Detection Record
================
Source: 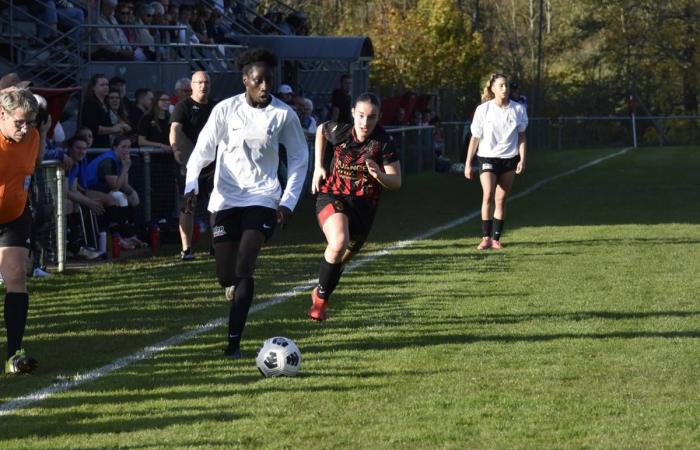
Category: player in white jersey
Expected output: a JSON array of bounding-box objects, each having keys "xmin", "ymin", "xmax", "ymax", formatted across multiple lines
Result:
[
  {"xmin": 464, "ymin": 73, "xmax": 528, "ymax": 250},
  {"xmin": 183, "ymin": 48, "xmax": 308, "ymax": 358}
]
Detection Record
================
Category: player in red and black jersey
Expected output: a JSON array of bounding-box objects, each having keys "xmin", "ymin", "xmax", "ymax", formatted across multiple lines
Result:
[{"xmin": 308, "ymin": 93, "xmax": 402, "ymax": 321}]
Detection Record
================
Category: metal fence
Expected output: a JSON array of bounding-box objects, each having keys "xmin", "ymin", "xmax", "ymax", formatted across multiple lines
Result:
[{"xmin": 34, "ymin": 160, "xmax": 66, "ymax": 272}]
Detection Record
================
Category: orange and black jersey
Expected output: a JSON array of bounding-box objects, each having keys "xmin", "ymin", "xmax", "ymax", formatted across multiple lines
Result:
[{"xmin": 319, "ymin": 121, "xmax": 399, "ymax": 202}]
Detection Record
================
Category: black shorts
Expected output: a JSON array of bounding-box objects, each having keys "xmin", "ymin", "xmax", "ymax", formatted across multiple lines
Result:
[
  {"xmin": 176, "ymin": 163, "xmax": 215, "ymax": 201},
  {"xmin": 316, "ymin": 193, "xmax": 377, "ymax": 253},
  {"xmin": 478, "ymin": 155, "xmax": 520, "ymax": 176},
  {"xmin": 212, "ymin": 206, "xmax": 277, "ymax": 243},
  {"xmin": 0, "ymin": 205, "xmax": 32, "ymax": 249}
]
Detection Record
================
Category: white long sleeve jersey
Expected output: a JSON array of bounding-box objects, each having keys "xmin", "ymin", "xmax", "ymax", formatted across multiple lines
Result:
[{"xmin": 185, "ymin": 94, "xmax": 309, "ymax": 213}]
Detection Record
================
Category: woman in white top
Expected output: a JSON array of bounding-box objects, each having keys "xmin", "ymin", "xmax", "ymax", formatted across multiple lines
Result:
[
  {"xmin": 183, "ymin": 48, "xmax": 308, "ymax": 358},
  {"xmin": 464, "ymin": 73, "xmax": 528, "ymax": 250}
]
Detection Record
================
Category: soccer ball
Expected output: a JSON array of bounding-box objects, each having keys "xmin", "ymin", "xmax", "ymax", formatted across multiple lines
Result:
[{"xmin": 255, "ymin": 337, "xmax": 302, "ymax": 377}]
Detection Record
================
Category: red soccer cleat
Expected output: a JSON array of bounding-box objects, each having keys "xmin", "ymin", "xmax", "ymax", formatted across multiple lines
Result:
[
  {"xmin": 491, "ymin": 239, "xmax": 503, "ymax": 249},
  {"xmin": 308, "ymin": 287, "xmax": 328, "ymax": 322}
]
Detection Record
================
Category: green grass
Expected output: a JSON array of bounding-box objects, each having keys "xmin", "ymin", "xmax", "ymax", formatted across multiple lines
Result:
[{"xmin": 1, "ymin": 146, "xmax": 699, "ymax": 449}]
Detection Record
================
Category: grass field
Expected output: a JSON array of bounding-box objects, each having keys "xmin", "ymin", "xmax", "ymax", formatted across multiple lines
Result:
[{"xmin": 1, "ymin": 146, "xmax": 699, "ymax": 449}]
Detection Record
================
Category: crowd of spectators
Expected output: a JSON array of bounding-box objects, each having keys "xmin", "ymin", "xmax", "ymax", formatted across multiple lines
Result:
[{"xmin": 11, "ymin": 0, "xmax": 311, "ymax": 61}]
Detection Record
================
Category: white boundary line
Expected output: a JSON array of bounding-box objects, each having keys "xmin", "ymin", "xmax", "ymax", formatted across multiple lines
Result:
[{"xmin": 0, "ymin": 147, "xmax": 632, "ymax": 416}]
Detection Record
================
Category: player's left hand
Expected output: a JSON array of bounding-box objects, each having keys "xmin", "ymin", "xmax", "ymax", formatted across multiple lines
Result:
[
  {"xmin": 277, "ymin": 206, "xmax": 292, "ymax": 229},
  {"xmin": 516, "ymin": 160, "xmax": 526, "ymax": 175},
  {"xmin": 366, "ymin": 159, "xmax": 382, "ymax": 180}
]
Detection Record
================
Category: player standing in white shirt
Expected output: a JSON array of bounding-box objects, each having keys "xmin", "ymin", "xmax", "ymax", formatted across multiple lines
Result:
[
  {"xmin": 183, "ymin": 49, "xmax": 309, "ymax": 358},
  {"xmin": 464, "ymin": 73, "xmax": 528, "ymax": 250}
]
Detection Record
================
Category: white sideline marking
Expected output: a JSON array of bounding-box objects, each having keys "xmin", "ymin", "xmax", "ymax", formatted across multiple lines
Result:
[{"xmin": 0, "ymin": 147, "xmax": 632, "ymax": 416}]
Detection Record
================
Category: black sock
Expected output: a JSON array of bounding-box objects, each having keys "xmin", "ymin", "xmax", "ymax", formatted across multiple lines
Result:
[
  {"xmin": 493, "ymin": 219, "xmax": 505, "ymax": 241},
  {"xmin": 4, "ymin": 292, "xmax": 29, "ymax": 359},
  {"xmin": 482, "ymin": 219, "xmax": 493, "ymax": 238},
  {"xmin": 228, "ymin": 277, "xmax": 254, "ymax": 349},
  {"xmin": 317, "ymin": 258, "xmax": 343, "ymax": 300}
]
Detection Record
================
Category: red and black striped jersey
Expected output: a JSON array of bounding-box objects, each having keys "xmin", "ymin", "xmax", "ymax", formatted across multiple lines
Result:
[{"xmin": 319, "ymin": 121, "xmax": 399, "ymax": 201}]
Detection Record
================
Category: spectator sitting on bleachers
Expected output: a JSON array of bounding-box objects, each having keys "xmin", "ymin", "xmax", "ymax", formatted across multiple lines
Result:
[
  {"xmin": 91, "ymin": 0, "xmax": 134, "ymax": 61},
  {"xmin": 76, "ymin": 126, "xmax": 94, "ymax": 148},
  {"xmin": 26, "ymin": 0, "xmax": 85, "ymax": 44},
  {"xmin": 169, "ymin": 77, "xmax": 191, "ymax": 112},
  {"xmin": 83, "ymin": 133, "xmax": 147, "ymax": 250},
  {"xmin": 277, "ymin": 84, "xmax": 293, "ymax": 105},
  {"xmin": 63, "ymin": 135, "xmax": 102, "ymax": 260},
  {"xmin": 80, "ymin": 74, "xmax": 127, "ymax": 148},
  {"xmin": 176, "ymin": 5, "xmax": 199, "ymax": 44},
  {"xmin": 294, "ymin": 96, "xmax": 316, "ymax": 134},
  {"xmin": 410, "ymin": 110, "xmax": 422, "ymax": 126},
  {"xmin": 106, "ymin": 88, "xmax": 134, "ymax": 144},
  {"xmin": 109, "ymin": 76, "xmax": 133, "ymax": 112},
  {"xmin": 390, "ymin": 107, "xmax": 406, "ymax": 126},
  {"xmin": 128, "ymin": 88, "xmax": 153, "ymax": 130},
  {"xmin": 192, "ymin": 4, "xmax": 215, "ymax": 44},
  {"xmin": 131, "ymin": 2, "xmax": 158, "ymax": 60},
  {"xmin": 208, "ymin": 6, "xmax": 237, "ymax": 44},
  {"xmin": 421, "ymin": 109, "xmax": 433, "ymax": 126},
  {"xmin": 137, "ymin": 91, "xmax": 171, "ymax": 152}
]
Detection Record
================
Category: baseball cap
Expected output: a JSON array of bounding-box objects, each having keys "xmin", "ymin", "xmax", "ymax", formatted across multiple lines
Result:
[{"xmin": 278, "ymin": 84, "xmax": 293, "ymax": 95}]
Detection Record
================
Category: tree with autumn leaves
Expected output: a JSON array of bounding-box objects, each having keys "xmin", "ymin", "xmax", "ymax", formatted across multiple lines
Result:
[{"xmin": 283, "ymin": 0, "xmax": 698, "ymax": 118}]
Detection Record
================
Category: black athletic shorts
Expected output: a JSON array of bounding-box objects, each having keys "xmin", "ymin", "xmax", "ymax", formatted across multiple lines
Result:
[
  {"xmin": 0, "ymin": 205, "xmax": 32, "ymax": 249},
  {"xmin": 212, "ymin": 206, "xmax": 277, "ymax": 243},
  {"xmin": 316, "ymin": 193, "xmax": 377, "ymax": 253},
  {"xmin": 478, "ymin": 155, "xmax": 520, "ymax": 176},
  {"xmin": 176, "ymin": 163, "xmax": 215, "ymax": 201}
]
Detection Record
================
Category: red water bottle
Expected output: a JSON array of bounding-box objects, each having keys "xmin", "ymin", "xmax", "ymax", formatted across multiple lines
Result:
[
  {"xmin": 192, "ymin": 220, "xmax": 201, "ymax": 244},
  {"xmin": 149, "ymin": 224, "xmax": 160, "ymax": 250},
  {"xmin": 111, "ymin": 233, "xmax": 121, "ymax": 258}
]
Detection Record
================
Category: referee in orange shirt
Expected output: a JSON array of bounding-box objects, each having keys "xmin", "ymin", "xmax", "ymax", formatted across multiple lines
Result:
[{"xmin": 0, "ymin": 88, "xmax": 49, "ymax": 374}]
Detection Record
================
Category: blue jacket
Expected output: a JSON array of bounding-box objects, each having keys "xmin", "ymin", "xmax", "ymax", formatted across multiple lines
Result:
[{"xmin": 84, "ymin": 150, "xmax": 121, "ymax": 192}]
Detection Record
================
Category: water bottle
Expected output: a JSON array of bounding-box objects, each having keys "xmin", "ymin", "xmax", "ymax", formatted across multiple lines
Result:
[
  {"xmin": 98, "ymin": 231, "xmax": 107, "ymax": 254},
  {"xmin": 111, "ymin": 233, "xmax": 121, "ymax": 259},
  {"xmin": 149, "ymin": 223, "xmax": 160, "ymax": 250},
  {"xmin": 192, "ymin": 220, "xmax": 201, "ymax": 244}
]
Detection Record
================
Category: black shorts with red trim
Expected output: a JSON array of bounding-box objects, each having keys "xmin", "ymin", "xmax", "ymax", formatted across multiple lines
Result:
[
  {"xmin": 478, "ymin": 155, "xmax": 520, "ymax": 176},
  {"xmin": 315, "ymin": 193, "xmax": 377, "ymax": 253},
  {"xmin": 212, "ymin": 206, "xmax": 277, "ymax": 243},
  {"xmin": 0, "ymin": 205, "xmax": 32, "ymax": 249}
]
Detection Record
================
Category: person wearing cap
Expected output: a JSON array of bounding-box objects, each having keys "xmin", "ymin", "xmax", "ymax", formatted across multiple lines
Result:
[
  {"xmin": 0, "ymin": 88, "xmax": 50, "ymax": 374},
  {"xmin": 509, "ymin": 81, "xmax": 528, "ymax": 107},
  {"xmin": 277, "ymin": 84, "xmax": 293, "ymax": 104}
]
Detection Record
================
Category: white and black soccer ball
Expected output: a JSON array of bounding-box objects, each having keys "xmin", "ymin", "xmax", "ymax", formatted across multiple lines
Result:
[{"xmin": 256, "ymin": 337, "xmax": 302, "ymax": 377}]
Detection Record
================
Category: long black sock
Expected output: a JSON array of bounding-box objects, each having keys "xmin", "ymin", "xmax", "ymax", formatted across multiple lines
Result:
[
  {"xmin": 482, "ymin": 219, "xmax": 493, "ymax": 238},
  {"xmin": 493, "ymin": 219, "xmax": 505, "ymax": 241},
  {"xmin": 67, "ymin": 212, "xmax": 82, "ymax": 254},
  {"xmin": 228, "ymin": 277, "xmax": 254, "ymax": 349},
  {"xmin": 4, "ymin": 293, "xmax": 29, "ymax": 359},
  {"xmin": 317, "ymin": 258, "xmax": 343, "ymax": 300}
]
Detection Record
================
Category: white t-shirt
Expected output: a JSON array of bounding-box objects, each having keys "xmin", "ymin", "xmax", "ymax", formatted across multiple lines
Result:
[
  {"xmin": 470, "ymin": 99, "xmax": 528, "ymax": 158},
  {"xmin": 185, "ymin": 94, "xmax": 309, "ymax": 213}
]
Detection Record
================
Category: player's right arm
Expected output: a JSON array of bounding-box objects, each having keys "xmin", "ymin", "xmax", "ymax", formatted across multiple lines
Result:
[
  {"xmin": 311, "ymin": 123, "xmax": 328, "ymax": 194},
  {"xmin": 464, "ymin": 136, "xmax": 480, "ymax": 180}
]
